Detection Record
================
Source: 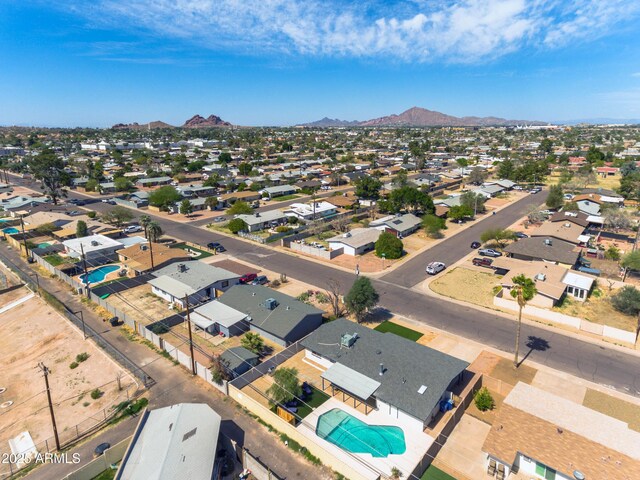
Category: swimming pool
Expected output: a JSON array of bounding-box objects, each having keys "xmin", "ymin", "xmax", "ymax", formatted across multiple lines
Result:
[
  {"xmin": 2, "ymin": 227, "xmax": 19, "ymax": 234},
  {"xmin": 316, "ymin": 408, "xmax": 406, "ymax": 457},
  {"xmin": 80, "ymin": 265, "xmax": 120, "ymax": 284}
]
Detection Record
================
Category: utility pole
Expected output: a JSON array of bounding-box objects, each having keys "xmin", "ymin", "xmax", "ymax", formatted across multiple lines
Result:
[
  {"xmin": 183, "ymin": 295, "xmax": 197, "ymax": 375},
  {"xmin": 19, "ymin": 216, "xmax": 30, "ymax": 260},
  {"xmin": 38, "ymin": 363, "xmax": 60, "ymax": 451},
  {"xmin": 79, "ymin": 243, "xmax": 90, "ymax": 298}
]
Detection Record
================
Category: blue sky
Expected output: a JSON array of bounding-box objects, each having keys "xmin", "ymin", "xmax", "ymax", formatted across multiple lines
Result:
[{"xmin": 2, "ymin": 0, "xmax": 640, "ymax": 127}]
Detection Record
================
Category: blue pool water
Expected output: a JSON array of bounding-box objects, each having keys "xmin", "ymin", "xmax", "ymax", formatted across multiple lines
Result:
[
  {"xmin": 316, "ymin": 408, "xmax": 406, "ymax": 457},
  {"xmin": 2, "ymin": 227, "xmax": 19, "ymax": 234},
  {"xmin": 80, "ymin": 265, "xmax": 119, "ymax": 284}
]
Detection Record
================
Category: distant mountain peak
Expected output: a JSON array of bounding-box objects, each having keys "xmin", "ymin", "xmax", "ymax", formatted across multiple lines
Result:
[{"xmin": 183, "ymin": 114, "xmax": 232, "ymax": 128}]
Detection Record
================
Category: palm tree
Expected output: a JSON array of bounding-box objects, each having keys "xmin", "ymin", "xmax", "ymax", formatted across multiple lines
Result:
[
  {"xmin": 139, "ymin": 214, "xmax": 151, "ymax": 239},
  {"xmin": 510, "ymin": 274, "xmax": 537, "ymax": 368},
  {"xmin": 147, "ymin": 221, "xmax": 163, "ymax": 243}
]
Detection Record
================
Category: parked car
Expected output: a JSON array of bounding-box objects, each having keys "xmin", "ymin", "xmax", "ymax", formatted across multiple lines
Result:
[
  {"xmin": 68, "ymin": 198, "xmax": 81, "ymax": 205},
  {"xmin": 470, "ymin": 241, "xmax": 481, "ymax": 249},
  {"xmin": 426, "ymin": 262, "xmax": 446, "ymax": 275},
  {"xmin": 94, "ymin": 442, "xmax": 111, "ymax": 457},
  {"xmin": 564, "ymin": 193, "xmax": 574, "ymax": 200},
  {"xmin": 123, "ymin": 225, "xmax": 143, "ymax": 234},
  {"xmin": 251, "ymin": 275, "xmax": 268, "ymax": 285},
  {"xmin": 240, "ymin": 273, "xmax": 258, "ymax": 284},
  {"xmin": 472, "ymin": 257, "xmax": 493, "ymax": 268},
  {"xmin": 530, "ymin": 187, "xmax": 542, "ymax": 194},
  {"xmin": 67, "ymin": 210, "xmax": 81, "ymax": 216},
  {"xmin": 478, "ymin": 248, "xmax": 502, "ymax": 257},
  {"xmin": 206, "ymin": 242, "xmax": 226, "ymax": 252},
  {"xmin": 540, "ymin": 209, "xmax": 553, "ymax": 216},
  {"xmin": 213, "ymin": 216, "xmax": 226, "ymax": 223},
  {"xmin": 515, "ymin": 232, "xmax": 529, "ymax": 238},
  {"xmin": 108, "ymin": 316, "xmax": 120, "ymax": 326}
]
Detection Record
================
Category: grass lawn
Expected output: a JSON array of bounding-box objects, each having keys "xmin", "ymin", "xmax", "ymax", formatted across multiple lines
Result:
[
  {"xmin": 91, "ymin": 468, "xmax": 117, "ymax": 480},
  {"xmin": 271, "ymin": 386, "xmax": 331, "ymax": 420},
  {"xmin": 374, "ymin": 321, "xmax": 423, "ymax": 342},
  {"xmin": 273, "ymin": 194, "xmax": 301, "ymax": 201},
  {"xmin": 554, "ymin": 292, "xmax": 638, "ymax": 332},
  {"xmin": 421, "ymin": 465, "xmax": 457, "ymax": 480},
  {"xmin": 583, "ymin": 388, "xmax": 640, "ymax": 431},
  {"xmin": 44, "ymin": 253, "xmax": 66, "ymax": 266},
  {"xmin": 490, "ymin": 357, "xmax": 537, "ymax": 386},
  {"xmin": 172, "ymin": 243, "xmax": 213, "ymax": 259},
  {"xmin": 430, "ymin": 268, "xmax": 499, "ymax": 309}
]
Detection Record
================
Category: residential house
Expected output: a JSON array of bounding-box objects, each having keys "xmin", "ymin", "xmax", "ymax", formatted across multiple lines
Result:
[
  {"xmin": 504, "ymin": 237, "xmax": 580, "ymax": 268},
  {"xmin": 485, "ymin": 179, "xmax": 516, "ymax": 190},
  {"xmin": 475, "ymin": 184, "xmax": 504, "ymax": 197},
  {"xmin": 529, "ymin": 221, "xmax": 588, "ymax": 246},
  {"xmin": 220, "ymin": 346, "xmax": 260, "ymax": 378},
  {"xmin": 261, "ymin": 185, "xmax": 298, "ymax": 199},
  {"xmin": 548, "ymin": 211, "xmax": 590, "ymax": 228},
  {"xmin": 116, "ymin": 403, "xmax": 222, "ymax": 480},
  {"xmin": 573, "ymin": 193, "xmax": 624, "ymax": 215},
  {"xmin": 136, "ymin": 176, "xmax": 173, "ymax": 188},
  {"xmin": 148, "ymin": 261, "xmax": 241, "ymax": 308},
  {"xmin": 328, "ymin": 192, "xmax": 358, "ymax": 209},
  {"xmin": 235, "ymin": 210, "xmax": 288, "ymax": 232},
  {"xmin": 0, "ymin": 195, "xmax": 50, "ymax": 213},
  {"xmin": 482, "ymin": 382, "xmax": 640, "ymax": 480},
  {"xmin": 327, "ymin": 228, "xmax": 382, "ymax": 256},
  {"xmin": 302, "ymin": 318, "xmax": 469, "ymax": 427},
  {"xmin": 98, "ymin": 182, "xmax": 116, "ymax": 194},
  {"xmin": 218, "ymin": 190, "xmax": 262, "ymax": 208},
  {"xmin": 596, "ymin": 166, "xmax": 619, "ymax": 177},
  {"xmin": 193, "ymin": 285, "xmax": 323, "ymax": 346},
  {"xmin": 493, "ymin": 258, "xmax": 595, "ymax": 307},
  {"xmin": 62, "ymin": 234, "xmax": 124, "ymax": 265},
  {"xmin": 284, "ymin": 201, "xmax": 338, "ymax": 221},
  {"xmin": 117, "ymin": 242, "xmax": 190, "ymax": 276},
  {"xmin": 370, "ymin": 213, "xmax": 422, "ymax": 237}
]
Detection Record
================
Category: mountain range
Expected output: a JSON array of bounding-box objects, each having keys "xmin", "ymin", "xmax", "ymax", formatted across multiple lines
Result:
[
  {"xmin": 299, "ymin": 106, "xmax": 546, "ymax": 127},
  {"xmin": 111, "ymin": 114, "xmax": 232, "ymax": 129}
]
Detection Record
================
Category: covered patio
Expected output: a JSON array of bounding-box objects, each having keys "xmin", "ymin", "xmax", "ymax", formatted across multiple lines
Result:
[{"xmin": 320, "ymin": 363, "xmax": 379, "ymax": 415}]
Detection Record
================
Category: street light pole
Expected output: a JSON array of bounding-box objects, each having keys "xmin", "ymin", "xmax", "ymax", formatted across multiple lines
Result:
[{"xmin": 38, "ymin": 362, "xmax": 60, "ymax": 451}]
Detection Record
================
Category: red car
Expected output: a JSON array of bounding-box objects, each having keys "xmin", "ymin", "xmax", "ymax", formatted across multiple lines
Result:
[{"xmin": 240, "ymin": 273, "xmax": 258, "ymax": 284}]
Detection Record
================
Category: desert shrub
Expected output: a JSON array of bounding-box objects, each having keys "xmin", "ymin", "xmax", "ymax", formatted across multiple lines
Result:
[
  {"xmin": 76, "ymin": 352, "xmax": 89, "ymax": 363},
  {"xmin": 69, "ymin": 362, "xmax": 79, "ymax": 369},
  {"xmin": 149, "ymin": 323, "xmax": 170, "ymax": 335},
  {"xmin": 611, "ymin": 285, "xmax": 640, "ymax": 316},
  {"xmin": 90, "ymin": 389, "xmax": 103, "ymax": 400},
  {"xmin": 474, "ymin": 387, "xmax": 495, "ymax": 412}
]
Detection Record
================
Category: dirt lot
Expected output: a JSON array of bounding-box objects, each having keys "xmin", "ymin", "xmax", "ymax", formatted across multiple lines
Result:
[
  {"xmin": 554, "ymin": 290, "xmax": 638, "ymax": 332},
  {"xmin": 0, "ymin": 291, "xmax": 136, "ymax": 456},
  {"xmin": 583, "ymin": 388, "xmax": 640, "ymax": 431},
  {"xmin": 430, "ymin": 267, "xmax": 499, "ymax": 308},
  {"xmin": 107, "ymin": 284, "xmax": 173, "ymax": 325}
]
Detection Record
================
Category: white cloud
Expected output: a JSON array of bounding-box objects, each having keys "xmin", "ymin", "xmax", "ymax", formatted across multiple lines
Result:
[{"xmin": 67, "ymin": 0, "xmax": 640, "ymax": 62}]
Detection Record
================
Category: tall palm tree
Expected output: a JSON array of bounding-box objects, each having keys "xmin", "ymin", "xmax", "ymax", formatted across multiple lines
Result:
[
  {"xmin": 510, "ymin": 274, "xmax": 537, "ymax": 368},
  {"xmin": 147, "ymin": 221, "xmax": 163, "ymax": 243},
  {"xmin": 139, "ymin": 214, "xmax": 151, "ymax": 239}
]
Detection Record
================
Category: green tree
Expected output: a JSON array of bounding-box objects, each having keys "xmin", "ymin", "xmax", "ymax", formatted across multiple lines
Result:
[
  {"xmin": 456, "ymin": 158, "xmax": 469, "ymax": 171},
  {"xmin": 354, "ymin": 176, "xmax": 383, "ymax": 199},
  {"xmin": 139, "ymin": 214, "xmax": 152, "ymax": 239},
  {"xmin": 422, "ymin": 214, "xmax": 446, "ymax": 238},
  {"xmin": 611, "ymin": 286, "xmax": 640, "ymax": 316},
  {"xmin": 226, "ymin": 200, "xmax": 253, "ymax": 216},
  {"xmin": 210, "ymin": 357, "xmax": 231, "ymax": 385},
  {"xmin": 103, "ymin": 206, "xmax": 134, "ymax": 227},
  {"xmin": 179, "ymin": 199, "xmax": 193, "ymax": 216},
  {"xmin": 480, "ymin": 228, "xmax": 516, "ymax": 248},
  {"xmin": 345, "ymin": 276, "xmax": 379, "ymax": 322},
  {"xmin": 75, "ymin": 220, "xmax": 88, "ymax": 238},
  {"xmin": 218, "ymin": 152, "xmax": 232, "ymax": 164},
  {"xmin": 228, "ymin": 218, "xmax": 248, "ymax": 234},
  {"xmin": 460, "ymin": 191, "xmax": 486, "ymax": 215},
  {"xmin": 510, "ymin": 275, "xmax": 537, "ymax": 367},
  {"xmin": 474, "ymin": 387, "xmax": 495, "ymax": 411},
  {"xmin": 266, "ymin": 367, "xmax": 301, "ymax": 405},
  {"xmin": 30, "ymin": 148, "xmax": 71, "ymax": 205},
  {"xmin": 389, "ymin": 186, "xmax": 434, "ymax": 214},
  {"xmin": 238, "ymin": 162, "xmax": 253, "ymax": 176},
  {"xmin": 447, "ymin": 205, "xmax": 474, "ymax": 222},
  {"xmin": 546, "ymin": 184, "xmax": 564, "ymax": 210},
  {"xmin": 497, "ymin": 159, "xmax": 514, "ymax": 179},
  {"xmin": 148, "ymin": 186, "xmax": 181, "ymax": 211},
  {"xmin": 540, "ymin": 138, "xmax": 553, "ymax": 154},
  {"xmin": 468, "ymin": 167, "xmax": 487, "ymax": 185},
  {"xmin": 240, "ymin": 332, "xmax": 265, "ymax": 355},
  {"xmin": 114, "ymin": 177, "xmax": 133, "ymax": 192},
  {"xmin": 84, "ymin": 178, "xmax": 98, "ymax": 192},
  {"xmin": 147, "ymin": 221, "xmax": 163, "ymax": 242},
  {"xmin": 375, "ymin": 232, "xmax": 403, "ymax": 259},
  {"xmin": 205, "ymin": 196, "xmax": 219, "ymax": 210}
]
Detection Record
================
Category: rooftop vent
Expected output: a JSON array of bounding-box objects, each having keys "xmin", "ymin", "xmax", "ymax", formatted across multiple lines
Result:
[
  {"xmin": 418, "ymin": 385, "xmax": 428, "ymax": 395},
  {"xmin": 544, "ymin": 238, "xmax": 553, "ymax": 246},
  {"xmin": 140, "ymin": 244, "xmax": 148, "ymax": 251},
  {"xmin": 343, "ymin": 232, "xmax": 352, "ymax": 238},
  {"xmin": 177, "ymin": 263, "xmax": 187, "ymax": 272},
  {"xmin": 340, "ymin": 332, "xmax": 358, "ymax": 348},
  {"xmin": 535, "ymin": 273, "xmax": 546, "ymax": 282},
  {"xmin": 564, "ymin": 222, "xmax": 571, "ymax": 228},
  {"xmin": 90, "ymin": 240, "xmax": 99, "ymax": 246},
  {"xmin": 264, "ymin": 298, "xmax": 278, "ymax": 310}
]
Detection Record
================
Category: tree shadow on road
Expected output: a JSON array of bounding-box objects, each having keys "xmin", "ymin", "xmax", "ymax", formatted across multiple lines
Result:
[{"xmin": 518, "ymin": 335, "xmax": 550, "ymax": 368}]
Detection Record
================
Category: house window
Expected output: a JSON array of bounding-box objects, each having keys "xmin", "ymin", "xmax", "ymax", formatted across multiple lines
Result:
[
  {"xmin": 567, "ymin": 286, "xmax": 574, "ymax": 295},
  {"xmin": 535, "ymin": 462, "xmax": 556, "ymax": 480},
  {"xmin": 221, "ymin": 280, "xmax": 229, "ymax": 288}
]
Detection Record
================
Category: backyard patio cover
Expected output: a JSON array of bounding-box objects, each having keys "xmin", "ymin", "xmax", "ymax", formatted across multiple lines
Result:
[{"xmin": 321, "ymin": 362, "xmax": 381, "ymax": 400}]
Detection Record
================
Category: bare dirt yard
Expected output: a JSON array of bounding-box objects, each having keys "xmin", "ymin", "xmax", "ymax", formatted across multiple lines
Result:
[
  {"xmin": 429, "ymin": 267, "xmax": 499, "ymax": 308},
  {"xmin": 0, "ymin": 292, "xmax": 137, "ymax": 460}
]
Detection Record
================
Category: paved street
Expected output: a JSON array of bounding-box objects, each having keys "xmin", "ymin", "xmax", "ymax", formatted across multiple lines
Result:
[{"xmin": 9, "ymin": 175, "xmax": 640, "ymax": 398}]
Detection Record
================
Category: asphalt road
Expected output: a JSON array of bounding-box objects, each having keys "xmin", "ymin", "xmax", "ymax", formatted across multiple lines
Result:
[{"xmin": 9, "ymin": 174, "xmax": 640, "ymax": 397}]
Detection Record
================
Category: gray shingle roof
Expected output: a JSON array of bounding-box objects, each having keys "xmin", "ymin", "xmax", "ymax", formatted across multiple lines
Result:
[
  {"xmin": 220, "ymin": 346, "xmax": 259, "ymax": 371},
  {"xmin": 236, "ymin": 210, "xmax": 287, "ymax": 226},
  {"xmin": 148, "ymin": 261, "xmax": 240, "ymax": 296},
  {"xmin": 217, "ymin": 285, "xmax": 323, "ymax": 340},
  {"xmin": 504, "ymin": 237, "xmax": 580, "ymax": 265},
  {"xmin": 301, "ymin": 318, "xmax": 468, "ymax": 422}
]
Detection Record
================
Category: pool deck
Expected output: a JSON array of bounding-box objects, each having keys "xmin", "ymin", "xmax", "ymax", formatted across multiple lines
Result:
[{"xmin": 302, "ymin": 397, "xmax": 434, "ymax": 480}]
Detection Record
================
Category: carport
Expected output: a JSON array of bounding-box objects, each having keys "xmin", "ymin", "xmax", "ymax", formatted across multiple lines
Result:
[{"xmin": 321, "ymin": 363, "xmax": 380, "ymax": 414}]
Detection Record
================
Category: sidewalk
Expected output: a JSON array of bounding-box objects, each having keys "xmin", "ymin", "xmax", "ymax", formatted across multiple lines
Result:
[{"xmin": 0, "ymin": 246, "xmax": 325, "ymax": 480}]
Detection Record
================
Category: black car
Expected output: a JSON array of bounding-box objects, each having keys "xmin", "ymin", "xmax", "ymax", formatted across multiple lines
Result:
[
  {"xmin": 515, "ymin": 232, "xmax": 529, "ymax": 238},
  {"xmin": 207, "ymin": 242, "xmax": 226, "ymax": 252},
  {"xmin": 109, "ymin": 316, "xmax": 120, "ymax": 327},
  {"xmin": 470, "ymin": 241, "xmax": 481, "ymax": 249},
  {"xmin": 94, "ymin": 442, "xmax": 111, "ymax": 457}
]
